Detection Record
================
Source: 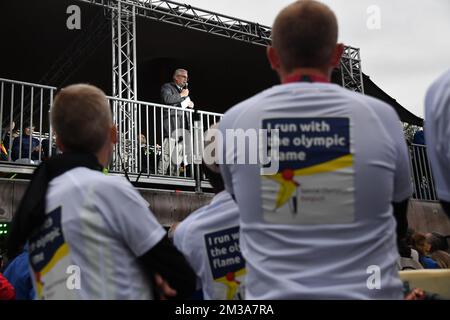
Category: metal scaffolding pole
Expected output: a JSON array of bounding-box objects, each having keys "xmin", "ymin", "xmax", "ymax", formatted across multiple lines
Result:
[{"xmin": 110, "ymin": 0, "xmax": 138, "ymax": 172}]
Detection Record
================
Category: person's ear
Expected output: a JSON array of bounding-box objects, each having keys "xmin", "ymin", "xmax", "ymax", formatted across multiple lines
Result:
[
  {"xmin": 331, "ymin": 43, "xmax": 344, "ymax": 68},
  {"xmin": 111, "ymin": 125, "xmax": 118, "ymax": 145},
  {"xmin": 267, "ymin": 46, "xmax": 281, "ymax": 72}
]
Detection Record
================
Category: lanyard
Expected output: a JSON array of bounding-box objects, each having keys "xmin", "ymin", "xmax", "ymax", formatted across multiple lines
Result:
[{"xmin": 283, "ymin": 73, "xmax": 329, "ymax": 84}]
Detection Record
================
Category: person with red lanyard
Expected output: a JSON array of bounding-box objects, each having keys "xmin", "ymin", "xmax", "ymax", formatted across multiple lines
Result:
[{"xmin": 219, "ymin": 0, "xmax": 412, "ymax": 299}]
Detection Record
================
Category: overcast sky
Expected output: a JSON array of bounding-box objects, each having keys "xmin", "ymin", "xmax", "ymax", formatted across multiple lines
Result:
[{"xmin": 182, "ymin": 0, "xmax": 450, "ymax": 118}]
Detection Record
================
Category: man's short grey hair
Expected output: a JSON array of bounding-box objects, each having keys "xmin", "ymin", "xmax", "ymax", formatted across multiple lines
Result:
[
  {"xmin": 51, "ymin": 84, "xmax": 112, "ymax": 154},
  {"xmin": 173, "ymin": 69, "xmax": 188, "ymax": 77}
]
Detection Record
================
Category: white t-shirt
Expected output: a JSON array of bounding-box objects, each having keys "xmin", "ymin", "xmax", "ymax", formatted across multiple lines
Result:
[
  {"xmin": 424, "ymin": 69, "xmax": 450, "ymax": 201},
  {"xmin": 219, "ymin": 81, "xmax": 412, "ymax": 299},
  {"xmin": 174, "ymin": 191, "xmax": 246, "ymax": 300},
  {"xmin": 28, "ymin": 167, "xmax": 166, "ymax": 300}
]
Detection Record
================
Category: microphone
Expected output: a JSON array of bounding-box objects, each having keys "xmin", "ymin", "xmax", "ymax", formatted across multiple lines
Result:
[{"xmin": 184, "ymin": 82, "xmax": 189, "ymax": 90}]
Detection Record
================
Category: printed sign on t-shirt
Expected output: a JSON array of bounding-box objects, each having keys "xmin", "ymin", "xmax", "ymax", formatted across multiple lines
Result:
[
  {"xmin": 29, "ymin": 207, "xmax": 76, "ymax": 299},
  {"xmin": 261, "ymin": 117, "xmax": 355, "ymax": 225},
  {"xmin": 204, "ymin": 226, "xmax": 246, "ymax": 299}
]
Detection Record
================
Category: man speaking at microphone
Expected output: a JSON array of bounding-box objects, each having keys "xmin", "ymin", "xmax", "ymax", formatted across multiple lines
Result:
[{"xmin": 158, "ymin": 69, "xmax": 194, "ymax": 176}]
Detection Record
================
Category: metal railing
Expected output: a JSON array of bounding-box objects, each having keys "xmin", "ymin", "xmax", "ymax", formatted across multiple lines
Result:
[
  {"xmin": 196, "ymin": 109, "xmax": 223, "ymax": 158},
  {"xmin": 0, "ymin": 77, "xmax": 222, "ymax": 189},
  {"xmin": 0, "ymin": 77, "xmax": 440, "ymax": 199},
  {"xmin": 109, "ymin": 96, "xmax": 197, "ymax": 179},
  {"xmin": 409, "ymin": 143, "xmax": 437, "ymax": 201},
  {"xmin": 0, "ymin": 78, "xmax": 55, "ymax": 164}
]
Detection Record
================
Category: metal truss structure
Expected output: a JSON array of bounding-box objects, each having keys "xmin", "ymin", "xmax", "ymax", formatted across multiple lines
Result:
[
  {"xmin": 340, "ymin": 46, "xmax": 364, "ymax": 93},
  {"xmin": 109, "ymin": 0, "xmax": 139, "ymax": 172}
]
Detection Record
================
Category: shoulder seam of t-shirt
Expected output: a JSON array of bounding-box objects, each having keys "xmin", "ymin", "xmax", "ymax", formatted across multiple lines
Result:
[
  {"xmin": 113, "ymin": 182, "xmax": 164, "ymax": 237},
  {"xmin": 179, "ymin": 206, "xmax": 208, "ymax": 254},
  {"xmin": 134, "ymin": 227, "xmax": 166, "ymax": 257},
  {"xmin": 173, "ymin": 213, "xmax": 194, "ymax": 252},
  {"xmin": 358, "ymin": 94, "xmax": 412, "ymax": 199},
  {"xmin": 353, "ymin": 93, "xmax": 411, "ymax": 198},
  {"xmin": 343, "ymin": 88, "xmax": 400, "ymax": 150}
]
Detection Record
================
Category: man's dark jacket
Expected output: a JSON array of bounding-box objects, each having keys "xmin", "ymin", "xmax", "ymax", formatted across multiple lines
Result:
[{"xmin": 161, "ymin": 82, "xmax": 190, "ymax": 137}]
